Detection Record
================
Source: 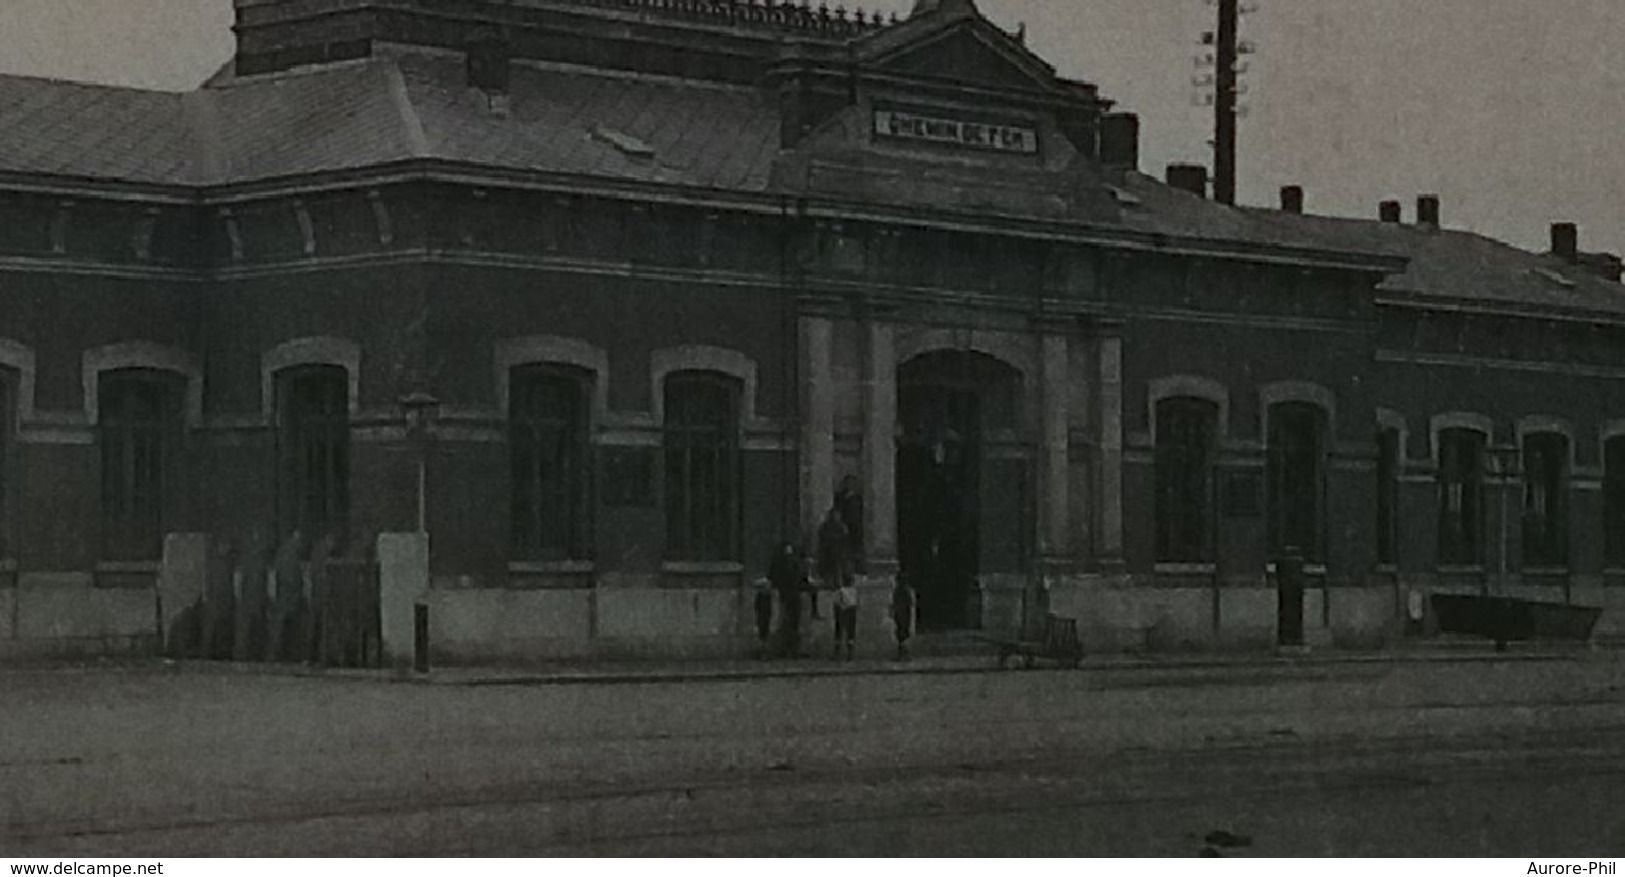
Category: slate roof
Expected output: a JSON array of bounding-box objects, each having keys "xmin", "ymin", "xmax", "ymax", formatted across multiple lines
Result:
[
  {"xmin": 1113, "ymin": 172, "xmax": 1625, "ymax": 317},
  {"xmin": 0, "ymin": 73, "xmax": 196, "ymax": 185},
  {"xmin": 0, "ymin": 51, "xmax": 1620, "ymax": 316}
]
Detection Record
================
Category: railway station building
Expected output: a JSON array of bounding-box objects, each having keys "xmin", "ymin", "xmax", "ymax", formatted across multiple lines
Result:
[{"xmin": 1, "ymin": 0, "xmax": 1622, "ymax": 661}]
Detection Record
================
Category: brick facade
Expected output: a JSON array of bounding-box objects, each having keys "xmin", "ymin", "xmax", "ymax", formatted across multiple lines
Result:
[{"xmin": 1, "ymin": 0, "xmax": 1621, "ymax": 660}]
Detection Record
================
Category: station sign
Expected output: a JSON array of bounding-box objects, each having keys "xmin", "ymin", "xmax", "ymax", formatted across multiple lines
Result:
[{"xmin": 872, "ymin": 108, "xmax": 1039, "ymax": 155}]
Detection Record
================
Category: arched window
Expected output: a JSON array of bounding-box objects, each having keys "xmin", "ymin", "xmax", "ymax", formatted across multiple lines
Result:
[
  {"xmin": 1155, "ymin": 397, "xmax": 1218, "ymax": 563},
  {"xmin": 509, "ymin": 364, "xmax": 591, "ymax": 560},
  {"xmin": 1267, "ymin": 402, "xmax": 1326, "ymax": 562},
  {"xmin": 99, "ymin": 369, "xmax": 183, "ymax": 561},
  {"xmin": 1521, "ymin": 432, "xmax": 1569, "ymax": 567},
  {"xmin": 1437, "ymin": 428, "xmax": 1485, "ymax": 565},
  {"xmin": 276, "ymin": 365, "xmax": 349, "ymax": 541},
  {"xmin": 664, "ymin": 371, "xmax": 740, "ymax": 562}
]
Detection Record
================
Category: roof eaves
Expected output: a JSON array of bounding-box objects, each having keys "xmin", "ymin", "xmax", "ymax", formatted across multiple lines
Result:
[
  {"xmin": 1374, "ymin": 290, "xmax": 1625, "ymax": 326},
  {"xmin": 0, "ymin": 170, "xmax": 199, "ymax": 204}
]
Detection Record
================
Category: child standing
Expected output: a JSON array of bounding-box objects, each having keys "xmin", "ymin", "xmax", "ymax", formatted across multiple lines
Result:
[{"xmin": 890, "ymin": 574, "xmax": 916, "ymax": 662}]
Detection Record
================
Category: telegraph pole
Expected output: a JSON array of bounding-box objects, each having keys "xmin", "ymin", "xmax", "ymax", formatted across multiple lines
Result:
[{"xmin": 1213, "ymin": 0, "xmax": 1239, "ymax": 205}]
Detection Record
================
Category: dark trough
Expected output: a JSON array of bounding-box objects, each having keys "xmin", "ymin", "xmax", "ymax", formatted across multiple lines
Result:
[{"xmin": 1430, "ymin": 594, "xmax": 1602, "ymax": 651}]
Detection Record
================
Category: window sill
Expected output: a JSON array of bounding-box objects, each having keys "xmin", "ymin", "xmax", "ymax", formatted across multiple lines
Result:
[
  {"xmin": 1374, "ymin": 564, "xmax": 1399, "ymax": 575},
  {"xmin": 95, "ymin": 561, "xmax": 160, "ymax": 574},
  {"xmin": 662, "ymin": 561, "xmax": 744, "ymax": 576},
  {"xmin": 1265, "ymin": 562, "xmax": 1328, "ymax": 575},
  {"xmin": 508, "ymin": 560, "xmax": 594, "ymax": 576},
  {"xmin": 1435, "ymin": 565, "xmax": 1485, "ymax": 575},
  {"xmin": 1521, "ymin": 566, "xmax": 1571, "ymax": 577},
  {"xmin": 1154, "ymin": 563, "xmax": 1217, "ymax": 575}
]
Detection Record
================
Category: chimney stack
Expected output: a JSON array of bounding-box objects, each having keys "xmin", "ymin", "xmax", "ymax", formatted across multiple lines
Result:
[
  {"xmin": 1551, "ymin": 222, "xmax": 1579, "ymax": 263},
  {"xmin": 1098, "ymin": 113, "xmax": 1140, "ymax": 171},
  {"xmin": 1417, "ymin": 194, "xmax": 1441, "ymax": 229},
  {"xmin": 1379, "ymin": 201, "xmax": 1402, "ymax": 223},
  {"xmin": 1166, "ymin": 164, "xmax": 1209, "ymax": 199},
  {"xmin": 1279, "ymin": 186, "xmax": 1304, "ymax": 215}
]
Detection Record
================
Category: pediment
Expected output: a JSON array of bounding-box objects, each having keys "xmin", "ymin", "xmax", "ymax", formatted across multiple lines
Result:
[{"xmin": 867, "ymin": 22, "xmax": 1058, "ymax": 93}]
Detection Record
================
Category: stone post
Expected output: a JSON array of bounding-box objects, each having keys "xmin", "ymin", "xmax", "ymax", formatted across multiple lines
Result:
[
  {"xmin": 377, "ymin": 532, "xmax": 430, "ymax": 671},
  {"xmin": 157, "ymin": 533, "xmax": 209, "ymax": 657}
]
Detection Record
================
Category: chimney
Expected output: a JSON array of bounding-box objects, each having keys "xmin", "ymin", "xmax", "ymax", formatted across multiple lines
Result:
[
  {"xmin": 1097, "ymin": 113, "xmax": 1140, "ymax": 171},
  {"xmin": 1417, "ymin": 194, "xmax": 1441, "ymax": 229},
  {"xmin": 1166, "ymin": 164, "xmax": 1209, "ymax": 199},
  {"xmin": 1279, "ymin": 185, "xmax": 1304, "ymax": 215},
  {"xmin": 1379, "ymin": 201, "xmax": 1402, "ymax": 224},
  {"xmin": 1550, "ymin": 222, "xmax": 1579, "ymax": 263}
]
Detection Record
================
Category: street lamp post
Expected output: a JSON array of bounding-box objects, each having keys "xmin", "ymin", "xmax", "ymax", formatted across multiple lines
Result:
[{"xmin": 398, "ymin": 390, "xmax": 441, "ymax": 534}]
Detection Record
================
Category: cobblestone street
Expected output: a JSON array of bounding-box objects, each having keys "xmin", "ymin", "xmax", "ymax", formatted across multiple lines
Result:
[{"xmin": 4, "ymin": 654, "xmax": 1624, "ymax": 855}]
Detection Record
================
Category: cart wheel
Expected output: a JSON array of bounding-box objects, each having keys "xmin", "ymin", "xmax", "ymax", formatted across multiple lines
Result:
[{"xmin": 1023, "ymin": 655, "xmax": 1036, "ymax": 670}]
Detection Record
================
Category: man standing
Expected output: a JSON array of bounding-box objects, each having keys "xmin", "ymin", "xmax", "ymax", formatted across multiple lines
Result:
[
  {"xmin": 769, "ymin": 541, "xmax": 807, "ymax": 658},
  {"xmin": 816, "ymin": 506, "xmax": 852, "ymax": 622},
  {"xmin": 834, "ymin": 475, "xmax": 864, "ymax": 569}
]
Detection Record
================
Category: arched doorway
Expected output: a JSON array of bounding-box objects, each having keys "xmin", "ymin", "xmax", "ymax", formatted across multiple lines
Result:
[{"xmin": 896, "ymin": 349, "xmax": 1024, "ymax": 630}]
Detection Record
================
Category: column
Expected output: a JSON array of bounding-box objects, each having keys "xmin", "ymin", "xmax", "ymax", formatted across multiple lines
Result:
[
  {"xmin": 1096, "ymin": 327, "xmax": 1125, "ymax": 570},
  {"xmin": 799, "ymin": 314, "xmax": 835, "ymax": 547},
  {"xmin": 1038, "ymin": 331, "xmax": 1070, "ymax": 564},
  {"xmin": 863, "ymin": 320, "xmax": 897, "ymax": 570}
]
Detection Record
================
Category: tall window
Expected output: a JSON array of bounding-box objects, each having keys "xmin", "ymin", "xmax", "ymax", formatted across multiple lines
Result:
[
  {"xmin": 1437, "ymin": 428, "xmax": 1484, "ymax": 566},
  {"xmin": 1155, "ymin": 397, "xmax": 1218, "ymax": 563},
  {"xmin": 0, "ymin": 372, "xmax": 12, "ymax": 559},
  {"xmin": 1376, "ymin": 427, "xmax": 1402, "ymax": 565},
  {"xmin": 99, "ymin": 370, "xmax": 179, "ymax": 561},
  {"xmin": 1606, "ymin": 437, "xmax": 1625, "ymax": 568},
  {"xmin": 277, "ymin": 366, "xmax": 349, "ymax": 540},
  {"xmin": 1267, "ymin": 402, "xmax": 1326, "ymax": 562},
  {"xmin": 510, "ymin": 365, "xmax": 590, "ymax": 560},
  {"xmin": 1522, "ymin": 432, "xmax": 1569, "ymax": 567},
  {"xmin": 664, "ymin": 372, "xmax": 740, "ymax": 561}
]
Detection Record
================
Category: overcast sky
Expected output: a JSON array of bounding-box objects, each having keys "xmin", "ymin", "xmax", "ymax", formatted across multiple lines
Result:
[{"xmin": 0, "ymin": 0, "xmax": 1619, "ymax": 257}]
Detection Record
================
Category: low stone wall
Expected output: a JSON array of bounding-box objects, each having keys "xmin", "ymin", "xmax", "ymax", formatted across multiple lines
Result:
[{"xmin": 0, "ymin": 571, "xmax": 157, "ymax": 659}]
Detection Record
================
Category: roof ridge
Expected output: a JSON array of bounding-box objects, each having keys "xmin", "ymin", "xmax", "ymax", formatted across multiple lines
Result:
[
  {"xmin": 382, "ymin": 59, "xmax": 432, "ymax": 159},
  {"xmin": 531, "ymin": 0, "xmax": 897, "ymax": 38},
  {"xmin": 0, "ymin": 70, "xmax": 182, "ymax": 96}
]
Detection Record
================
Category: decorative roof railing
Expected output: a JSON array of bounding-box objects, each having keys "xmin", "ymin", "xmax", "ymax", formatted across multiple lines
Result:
[{"xmin": 564, "ymin": 0, "xmax": 899, "ymax": 39}]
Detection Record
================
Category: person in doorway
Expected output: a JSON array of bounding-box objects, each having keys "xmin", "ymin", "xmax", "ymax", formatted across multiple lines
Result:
[
  {"xmin": 815, "ymin": 506, "xmax": 852, "ymax": 623},
  {"xmin": 769, "ymin": 541, "xmax": 807, "ymax": 658},
  {"xmin": 832, "ymin": 573, "xmax": 859, "ymax": 661},
  {"xmin": 753, "ymin": 576, "xmax": 774, "ymax": 659},
  {"xmin": 834, "ymin": 475, "xmax": 864, "ymax": 568},
  {"xmin": 891, "ymin": 573, "xmax": 917, "ymax": 662}
]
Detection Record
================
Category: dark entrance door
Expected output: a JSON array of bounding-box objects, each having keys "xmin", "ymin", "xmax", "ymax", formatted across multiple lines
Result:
[{"xmin": 898, "ymin": 382, "xmax": 981, "ymax": 630}]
